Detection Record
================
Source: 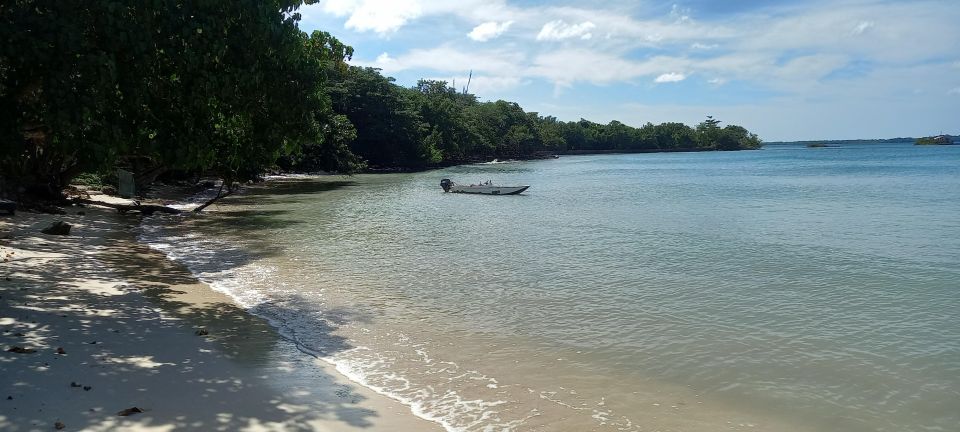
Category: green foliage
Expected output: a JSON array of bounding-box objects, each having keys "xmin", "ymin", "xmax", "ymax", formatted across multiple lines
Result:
[
  {"xmin": 0, "ymin": 1, "xmax": 357, "ymax": 197},
  {"xmin": 71, "ymin": 172, "xmax": 112, "ymax": 189},
  {"xmin": 327, "ymin": 66, "xmax": 425, "ymax": 167}
]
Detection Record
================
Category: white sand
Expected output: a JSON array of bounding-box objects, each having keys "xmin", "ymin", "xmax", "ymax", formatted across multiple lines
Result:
[{"xmin": 0, "ymin": 208, "xmax": 442, "ymax": 431}]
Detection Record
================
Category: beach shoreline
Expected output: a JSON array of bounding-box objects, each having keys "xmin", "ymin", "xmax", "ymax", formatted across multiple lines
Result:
[{"xmin": 0, "ymin": 205, "xmax": 442, "ymax": 431}]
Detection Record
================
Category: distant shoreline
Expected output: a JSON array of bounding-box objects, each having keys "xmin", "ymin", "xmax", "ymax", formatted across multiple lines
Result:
[
  {"xmin": 364, "ymin": 147, "xmax": 749, "ymax": 173},
  {"xmin": 766, "ymin": 135, "xmax": 958, "ymax": 146}
]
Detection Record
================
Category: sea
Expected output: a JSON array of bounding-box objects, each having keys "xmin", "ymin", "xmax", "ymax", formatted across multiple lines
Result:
[{"xmin": 140, "ymin": 142, "xmax": 960, "ymax": 432}]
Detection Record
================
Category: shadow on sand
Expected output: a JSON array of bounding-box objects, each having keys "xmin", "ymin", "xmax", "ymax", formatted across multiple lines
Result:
[{"xmin": 0, "ymin": 205, "xmax": 420, "ymax": 431}]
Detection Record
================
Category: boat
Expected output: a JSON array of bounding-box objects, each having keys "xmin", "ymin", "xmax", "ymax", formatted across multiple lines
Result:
[{"xmin": 440, "ymin": 179, "xmax": 529, "ymax": 195}]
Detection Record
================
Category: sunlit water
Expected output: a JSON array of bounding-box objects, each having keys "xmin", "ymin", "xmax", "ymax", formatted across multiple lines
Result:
[{"xmin": 141, "ymin": 143, "xmax": 960, "ymax": 431}]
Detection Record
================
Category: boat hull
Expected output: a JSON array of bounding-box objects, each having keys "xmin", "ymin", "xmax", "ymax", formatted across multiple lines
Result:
[{"xmin": 449, "ymin": 185, "xmax": 529, "ymax": 195}]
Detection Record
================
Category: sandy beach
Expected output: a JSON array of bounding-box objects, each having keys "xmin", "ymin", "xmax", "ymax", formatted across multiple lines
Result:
[{"xmin": 0, "ymin": 205, "xmax": 441, "ymax": 431}]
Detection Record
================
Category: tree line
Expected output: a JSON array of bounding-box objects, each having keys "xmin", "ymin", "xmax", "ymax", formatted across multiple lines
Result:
[{"xmin": 0, "ymin": 1, "xmax": 761, "ymax": 199}]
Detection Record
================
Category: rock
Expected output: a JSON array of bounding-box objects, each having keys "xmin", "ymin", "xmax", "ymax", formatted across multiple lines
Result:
[
  {"xmin": 83, "ymin": 386, "xmax": 91, "ymax": 391},
  {"xmin": 117, "ymin": 407, "xmax": 144, "ymax": 416},
  {"xmin": 56, "ymin": 347, "xmax": 66, "ymax": 355},
  {"xmin": 76, "ymin": 211, "xmax": 85, "ymax": 216},
  {"xmin": 101, "ymin": 185, "xmax": 117, "ymax": 195},
  {"xmin": 55, "ymin": 421, "xmax": 65, "ymax": 430},
  {"xmin": 70, "ymin": 382, "xmax": 81, "ymax": 388},
  {"xmin": 6, "ymin": 396, "xmax": 11, "ymax": 400},
  {"xmin": 41, "ymin": 221, "xmax": 71, "ymax": 236},
  {"xmin": 194, "ymin": 329, "xmax": 209, "ymax": 336},
  {"xmin": 7, "ymin": 346, "xmax": 35, "ymax": 354}
]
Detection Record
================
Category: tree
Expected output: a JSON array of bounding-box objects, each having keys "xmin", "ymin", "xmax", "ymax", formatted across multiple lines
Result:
[{"xmin": 328, "ymin": 66, "xmax": 426, "ymax": 167}]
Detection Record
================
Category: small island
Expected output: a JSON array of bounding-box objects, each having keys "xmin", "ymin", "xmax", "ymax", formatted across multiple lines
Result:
[{"xmin": 916, "ymin": 135, "xmax": 955, "ymax": 145}]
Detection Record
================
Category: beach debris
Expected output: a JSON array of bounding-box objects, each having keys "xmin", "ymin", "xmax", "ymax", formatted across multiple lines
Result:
[
  {"xmin": 56, "ymin": 347, "xmax": 66, "ymax": 355},
  {"xmin": 7, "ymin": 346, "xmax": 36, "ymax": 354},
  {"xmin": 41, "ymin": 221, "xmax": 71, "ymax": 236},
  {"xmin": 55, "ymin": 421, "xmax": 65, "ymax": 430},
  {"xmin": 117, "ymin": 407, "xmax": 144, "ymax": 416},
  {"xmin": 194, "ymin": 328, "xmax": 209, "ymax": 336}
]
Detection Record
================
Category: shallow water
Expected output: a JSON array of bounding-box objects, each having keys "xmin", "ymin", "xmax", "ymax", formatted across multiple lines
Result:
[{"xmin": 142, "ymin": 143, "xmax": 960, "ymax": 431}]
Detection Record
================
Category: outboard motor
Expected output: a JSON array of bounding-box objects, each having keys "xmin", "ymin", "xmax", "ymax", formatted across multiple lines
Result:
[{"xmin": 440, "ymin": 178, "xmax": 453, "ymax": 192}]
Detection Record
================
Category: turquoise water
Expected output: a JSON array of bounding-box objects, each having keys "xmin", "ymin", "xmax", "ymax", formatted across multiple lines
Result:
[{"xmin": 144, "ymin": 143, "xmax": 960, "ymax": 431}]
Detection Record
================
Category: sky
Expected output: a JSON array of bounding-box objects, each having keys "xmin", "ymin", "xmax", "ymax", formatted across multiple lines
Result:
[{"xmin": 298, "ymin": 0, "xmax": 960, "ymax": 141}]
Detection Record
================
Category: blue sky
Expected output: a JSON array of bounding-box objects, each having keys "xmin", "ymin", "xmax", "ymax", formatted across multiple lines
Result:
[{"xmin": 298, "ymin": 0, "xmax": 959, "ymax": 141}]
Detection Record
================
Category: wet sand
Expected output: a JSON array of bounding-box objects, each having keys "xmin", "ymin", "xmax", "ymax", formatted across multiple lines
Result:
[{"xmin": 0, "ymin": 206, "xmax": 441, "ymax": 431}]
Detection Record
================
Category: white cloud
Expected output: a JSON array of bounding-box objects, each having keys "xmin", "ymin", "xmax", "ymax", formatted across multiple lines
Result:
[
  {"xmin": 708, "ymin": 77, "xmax": 726, "ymax": 85},
  {"xmin": 851, "ymin": 20, "xmax": 874, "ymax": 35},
  {"xmin": 468, "ymin": 21, "xmax": 513, "ymax": 42},
  {"xmin": 948, "ymin": 87, "xmax": 960, "ymax": 96},
  {"xmin": 322, "ymin": 0, "xmax": 423, "ymax": 35},
  {"xmin": 691, "ymin": 42, "xmax": 718, "ymax": 50},
  {"xmin": 536, "ymin": 20, "xmax": 596, "ymax": 41},
  {"xmin": 361, "ymin": 45, "xmax": 525, "ymax": 77},
  {"xmin": 654, "ymin": 72, "xmax": 686, "ymax": 83},
  {"xmin": 670, "ymin": 4, "xmax": 692, "ymax": 23},
  {"xmin": 526, "ymin": 50, "xmax": 680, "ymax": 87}
]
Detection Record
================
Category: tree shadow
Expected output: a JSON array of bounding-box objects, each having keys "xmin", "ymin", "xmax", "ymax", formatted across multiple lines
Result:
[
  {"xmin": 226, "ymin": 179, "xmax": 356, "ymax": 206},
  {"xmin": 0, "ymin": 209, "xmax": 417, "ymax": 431}
]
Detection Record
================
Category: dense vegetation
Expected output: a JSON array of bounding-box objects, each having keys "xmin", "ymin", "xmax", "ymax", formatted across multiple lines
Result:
[{"xmin": 0, "ymin": 1, "xmax": 761, "ymax": 199}]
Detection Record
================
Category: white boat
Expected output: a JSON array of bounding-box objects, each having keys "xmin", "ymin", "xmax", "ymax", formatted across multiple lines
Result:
[{"xmin": 440, "ymin": 179, "xmax": 529, "ymax": 195}]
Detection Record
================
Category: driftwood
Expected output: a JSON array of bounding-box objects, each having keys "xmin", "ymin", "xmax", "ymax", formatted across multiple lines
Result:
[
  {"xmin": 192, "ymin": 183, "xmax": 232, "ymax": 213},
  {"xmin": 75, "ymin": 199, "xmax": 181, "ymax": 215}
]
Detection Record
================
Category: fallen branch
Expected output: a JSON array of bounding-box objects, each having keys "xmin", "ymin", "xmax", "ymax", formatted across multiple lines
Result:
[{"xmin": 192, "ymin": 183, "xmax": 232, "ymax": 213}]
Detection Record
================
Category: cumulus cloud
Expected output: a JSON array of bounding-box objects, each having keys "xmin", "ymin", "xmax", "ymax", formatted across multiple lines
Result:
[
  {"xmin": 654, "ymin": 72, "xmax": 687, "ymax": 83},
  {"xmin": 468, "ymin": 21, "xmax": 513, "ymax": 42},
  {"xmin": 323, "ymin": 0, "xmax": 423, "ymax": 35},
  {"xmin": 536, "ymin": 20, "xmax": 596, "ymax": 41}
]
